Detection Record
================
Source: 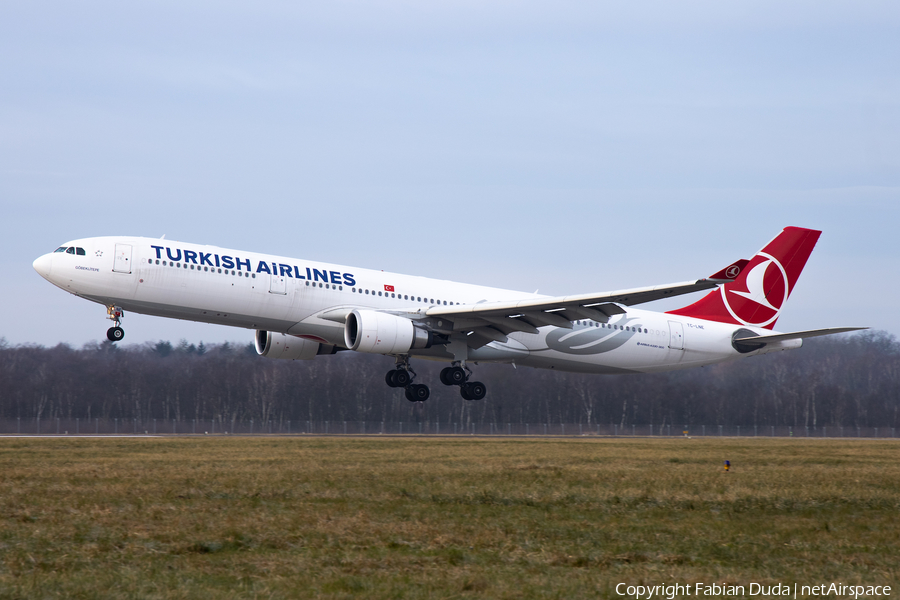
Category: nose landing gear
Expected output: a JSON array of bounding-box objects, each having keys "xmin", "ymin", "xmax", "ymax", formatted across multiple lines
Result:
[
  {"xmin": 440, "ymin": 363, "xmax": 487, "ymax": 401},
  {"xmin": 106, "ymin": 306, "xmax": 125, "ymax": 342}
]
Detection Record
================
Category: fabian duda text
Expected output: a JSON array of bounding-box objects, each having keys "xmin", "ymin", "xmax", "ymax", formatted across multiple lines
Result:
[{"xmin": 616, "ymin": 582, "xmax": 892, "ymax": 599}]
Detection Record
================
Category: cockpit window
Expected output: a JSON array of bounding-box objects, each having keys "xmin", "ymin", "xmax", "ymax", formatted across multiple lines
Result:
[
  {"xmin": 76, "ymin": 247, "xmax": 85, "ymax": 255},
  {"xmin": 66, "ymin": 247, "xmax": 75, "ymax": 254},
  {"xmin": 54, "ymin": 247, "xmax": 67, "ymax": 253}
]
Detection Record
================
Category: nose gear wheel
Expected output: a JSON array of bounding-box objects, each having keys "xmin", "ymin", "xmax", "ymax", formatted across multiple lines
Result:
[{"xmin": 105, "ymin": 306, "xmax": 125, "ymax": 342}]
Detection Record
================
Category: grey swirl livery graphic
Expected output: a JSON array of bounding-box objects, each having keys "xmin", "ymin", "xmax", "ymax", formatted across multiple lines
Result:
[{"xmin": 544, "ymin": 318, "xmax": 640, "ymax": 355}]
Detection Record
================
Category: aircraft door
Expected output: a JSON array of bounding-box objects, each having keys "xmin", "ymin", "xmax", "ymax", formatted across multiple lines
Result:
[
  {"xmin": 113, "ymin": 244, "xmax": 132, "ymax": 273},
  {"xmin": 269, "ymin": 273, "xmax": 287, "ymax": 295},
  {"xmin": 668, "ymin": 321, "xmax": 684, "ymax": 350}
]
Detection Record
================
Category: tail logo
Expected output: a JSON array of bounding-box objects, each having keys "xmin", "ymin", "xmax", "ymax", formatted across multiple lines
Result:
[
  {"xmin": 725, "ymin": 265, "xmax": 741, "ymax": 278},
  {"xmin": 721, "ymin": 252, "xmax": 789, "ymax": 328}
]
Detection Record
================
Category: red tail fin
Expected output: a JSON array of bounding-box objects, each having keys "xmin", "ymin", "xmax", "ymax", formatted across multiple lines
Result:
[{"xmin": 667, "ymin": 227, "xmax": 821, "ymax": 330}]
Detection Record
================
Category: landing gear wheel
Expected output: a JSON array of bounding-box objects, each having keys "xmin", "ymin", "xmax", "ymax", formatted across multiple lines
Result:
[
  {"xmin": 405, "ymin": 384, "xmax": 430, "ymax": 402},
  {"xmin": 461, "ymin": 381, "xmax": 486, "ymax": 401},
  {"xmin": 386, "ymin": 369, "xmax": 412, "ymax": 388},
  {"xmin": 393, "ymin": 369, "xmax": 411, "ymax": 387},
  {"xmin": 441, "ymin": 366, "xmax": 466, "ymax": 386},
  {"xmin": 107, "ymin": 327, "xmax": 124, "ymax": 342}
]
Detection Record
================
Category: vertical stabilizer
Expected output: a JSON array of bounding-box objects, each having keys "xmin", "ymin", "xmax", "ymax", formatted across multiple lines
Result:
[{"xmin": 667, "ymin": 227, "xmax": 821, "ymax": 330}]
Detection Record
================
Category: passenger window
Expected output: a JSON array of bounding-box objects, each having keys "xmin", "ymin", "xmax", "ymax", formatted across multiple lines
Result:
[
  {"xmin": 378, "ymin": 291, "xmax": 382, "ymax": 296},
  {"xmin": 365, "ymin": 289, "xmax": 369, "ymax": 294}
]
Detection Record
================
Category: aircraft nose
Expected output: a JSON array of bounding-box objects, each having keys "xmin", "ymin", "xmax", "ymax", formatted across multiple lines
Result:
[{"xmin": 33, "ymin": 253, "xmax": 53, "ymax": 280}]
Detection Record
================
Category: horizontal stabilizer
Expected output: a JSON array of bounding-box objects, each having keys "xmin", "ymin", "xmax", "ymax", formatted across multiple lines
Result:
[{"xmin": 733, "ymin": 327, "xmax": 868, "ymax": 350}]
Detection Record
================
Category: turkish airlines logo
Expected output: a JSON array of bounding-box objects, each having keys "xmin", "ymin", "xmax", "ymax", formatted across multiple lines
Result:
[
  {"xmin": 721, "ymin": 252, "xmax": 789, "ymax": 328},
  {"xmin": 725, "ymin": 265, "xmax": 741, "ymax": 279}
]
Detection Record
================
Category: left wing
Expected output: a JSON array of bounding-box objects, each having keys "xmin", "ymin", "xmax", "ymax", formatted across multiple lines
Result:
[
  {"xmin": 424, "ymin": 278, "xmax": 726, "ymax": 346},
  {"xmin": 320, "ymin": 261, "xmax": 748, "ymax": 348}
]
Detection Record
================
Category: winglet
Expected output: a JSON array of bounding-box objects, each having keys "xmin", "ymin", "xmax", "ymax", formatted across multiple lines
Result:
[{"xmin": 708, "ymin": 259, "xmax": 750, "ymax": 282}]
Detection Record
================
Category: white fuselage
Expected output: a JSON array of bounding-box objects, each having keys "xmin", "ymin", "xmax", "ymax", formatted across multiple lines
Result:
[{"xmin": 33, "ymin": 236, "xmax": 799, "ymax": 374}]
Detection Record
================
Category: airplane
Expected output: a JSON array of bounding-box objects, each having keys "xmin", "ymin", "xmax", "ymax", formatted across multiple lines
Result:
[{"xmin": 32, "ymin": 226, "xmax": 865, "ymax": 402}]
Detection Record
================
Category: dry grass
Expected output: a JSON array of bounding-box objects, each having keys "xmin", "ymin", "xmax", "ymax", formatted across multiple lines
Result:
[{"xmin": 0, "ymin": 436, "xmax": 898, "ymax": 598}]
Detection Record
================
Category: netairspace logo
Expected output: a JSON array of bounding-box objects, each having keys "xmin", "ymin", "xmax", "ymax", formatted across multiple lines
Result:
[{"xmin": 615, "ymin": 582, "xmax": 892, "ymax": 600}]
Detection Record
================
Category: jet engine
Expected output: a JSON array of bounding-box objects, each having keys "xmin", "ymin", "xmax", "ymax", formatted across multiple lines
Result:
[
  {"xmin": 344, "ymin": 310, "xmax": 433, "ymax": 354},
  {"xmin": 255, "ymin": 330, "xmax": 326, "ymax": 360}
]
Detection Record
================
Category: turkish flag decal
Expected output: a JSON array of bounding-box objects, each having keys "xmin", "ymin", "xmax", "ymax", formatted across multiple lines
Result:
[{"xmin": 384, "ymin": 284, "xmax": 395, "ymax": 292}]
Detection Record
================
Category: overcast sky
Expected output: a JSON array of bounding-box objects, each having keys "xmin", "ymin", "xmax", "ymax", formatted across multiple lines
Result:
[{"xmin": 2, "ymin": 1, "xmax": 898, "ymax": 348}]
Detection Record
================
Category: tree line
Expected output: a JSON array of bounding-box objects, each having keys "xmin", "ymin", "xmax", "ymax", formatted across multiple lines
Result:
[{"xmin": 0, "ymin": 331, "xmax": 897, "ymax": 428}]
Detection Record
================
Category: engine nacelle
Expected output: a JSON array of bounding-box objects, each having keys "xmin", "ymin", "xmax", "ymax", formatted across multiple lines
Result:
[
  {"xmin": 344, "ymin": 310, "xmax": 432, "ymax": 354},
  {"xmin": 255, "ymin": 330, "xmax": 322, "ymax": 360}
]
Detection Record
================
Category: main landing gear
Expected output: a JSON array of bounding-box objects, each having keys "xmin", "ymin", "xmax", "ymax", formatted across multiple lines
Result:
[
  {"xmin": 106, "ymin": 306, "xmax": 125, "ymax": 342},
  {"xmin": 384, "ymin": 358, "xmax": 487, "ymax": 402},
  {"xmin": 385, "ymin": 357, "xmax": 430, "ymax": 403},
  {"xmin": 440, "ymin": 363, "xmax": 487, "ymax": 401}
]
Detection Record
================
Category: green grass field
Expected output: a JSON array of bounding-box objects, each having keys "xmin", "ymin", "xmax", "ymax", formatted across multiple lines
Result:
[{"xmin": 0, "ymin": 436, "xmax": 897, "ymax": 599}]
